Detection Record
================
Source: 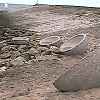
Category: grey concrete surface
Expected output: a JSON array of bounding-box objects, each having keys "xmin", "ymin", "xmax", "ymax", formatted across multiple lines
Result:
[{"xmin": 54, "ymin": 47, "xmax": 100, "ymax": 92}]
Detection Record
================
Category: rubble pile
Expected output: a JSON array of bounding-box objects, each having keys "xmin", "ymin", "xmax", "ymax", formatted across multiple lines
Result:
[{"xmin": 0, "ymin": 26, "xmax": 62, "ymax": 77}]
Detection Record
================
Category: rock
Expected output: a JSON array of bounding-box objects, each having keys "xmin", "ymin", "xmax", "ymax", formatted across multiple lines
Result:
[
  {"xmin": 0, "ymin": 40, "xmax": 6, "ymax": 48},
  {"xmin": 22, "ymin": 52, "xmax": 31, "ymax": 61},
  {"xmin": 0, "ymin": 53, "xmax": 11, "ymax": 59},
  {"xmin": 28, "ymin": 48, "xmax": 38, "ymax": 56},
  {"xmin": 0, "ymin": 59, "xmax": 11, "ymax": 67},
  {"xmin": 54, "ymin": 48, "xmax": 100, "ymax": 92},
  {"xmin": 0, "ymin": 66, "xmax": 7, "ymax": 77},
  {"xmin": 50, "ymin": 46, "xmax": 60, "ymax": 53},
  {"xmin": 12, "ymin": 37, "xmax": 30, "ymax": 45},
  {"xmin": 1, "ymin": 45, "xmax": 17, "ymax": 53},
  {"xmin": 10, "ymin": 56, "xmax": 26, "ymax": 66},
  {"xmin": 37, "ymin": 46, "xmax": 49, "ymax": 52},
  {"xmin": 27, "ymin": 59, "xmax": 36, "ymax": 65},
  {"xmin": 18, "ymin": 45, "xmax": 27, "ymax": 53},
  {"xmin": 10, "ymin": 51, "xmax": 21, "ymax": 59},
  {"xmin": 0, "ymin": 66, "xmax": 7, "ymax": 72}
]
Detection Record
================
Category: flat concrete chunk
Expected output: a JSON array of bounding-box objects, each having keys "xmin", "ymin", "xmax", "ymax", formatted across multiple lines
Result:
[
  {"xmin": 54, "ymin": 48, "xmax": 100, "ymax": 92},
  {"xmin": 12, "ymin": 37, "xmax": 30, "ymax": 45}
]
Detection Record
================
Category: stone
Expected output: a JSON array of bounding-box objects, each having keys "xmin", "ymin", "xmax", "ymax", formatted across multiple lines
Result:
[
  {"xmin": 10, "ymin": 51, "xmax": 21, "ymax": 59},
  {"xmin": 28, "ymin": 48, "xmax": 38, "ymax": 56},
  {"xmin": 37, "ymin": 46, "xmax": 49, "ymax": 52},
  {"xmin": 1, "ymin": 45, "xmax": 17, "ymax": 53},
  {"xmin": 12, "ymin": 37, "xmax": 30, "ymax": 45},
  {"xmin": 54, "ymin": 48, "xmax": 100, "ymax": 92},
  {"xmin": 0, "ymin": 59, "xmax": 11, "ymax": 67},
  {"xmin": 0, "ymin": 53, "xmax": 11, "ymax": 59},
  {"xmin": 0, "ymin": 66, "xmax": 7, "ymax": 77},
  {"xmin": 10, "ymin": 56, "xmax": 26, "ymax": 66},
  {"xmin": 18, "ymin": 45, "xmax": 27, "ymax": 53},
  {"xmin": 0, "ymin": 66, "xmax": 7, "ymax": 72},
  {"xmin": 0, "ymin": 40, "xmax": 6, "ymax": 48},
  {"xmin": 50, "ymin": 46, "xmax": 60, "ymax": 53},
  {"xmin": 22, "ymin": 52, "xmax": 31, "ymax": 61}
]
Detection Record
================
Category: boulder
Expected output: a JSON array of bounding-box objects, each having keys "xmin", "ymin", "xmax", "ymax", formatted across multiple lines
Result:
[
  {"xmin": 54, "ymin": 48, "xmax": 100, "ymax": 92},
  {"xmin": 12, "ymin": 37, "xmax": 30, "ymax": 45}
]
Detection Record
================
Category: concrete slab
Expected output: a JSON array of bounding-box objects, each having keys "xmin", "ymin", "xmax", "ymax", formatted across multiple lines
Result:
[{"xmin": 54, "ymin": 47, "xmax": 100, "ymax": 92}]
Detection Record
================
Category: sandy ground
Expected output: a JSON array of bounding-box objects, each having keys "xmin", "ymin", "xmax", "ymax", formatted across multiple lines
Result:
[{"xmin": 0, "ymin": 5, "xmax": 100, "ymax": 100}]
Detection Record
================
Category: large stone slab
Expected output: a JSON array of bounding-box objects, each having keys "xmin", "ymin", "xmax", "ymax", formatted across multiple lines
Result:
[{"xmin": 54, "ymin": 48, "xmax": 100, "ymax": 92}]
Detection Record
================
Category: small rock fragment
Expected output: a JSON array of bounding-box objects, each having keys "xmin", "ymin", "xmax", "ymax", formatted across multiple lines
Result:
[
  {"xmin": 28, "ymin": 48, "xmax": 38, "ymax": 56},
  {"xmin": 12, "ymin": 37, "xmax": 30, "ymax": 45},
  {"xmin": 22, "ymin": 52, "xmax": 31, "ymax": 61},
  {"xmin": 18, "ymin": 45, "xmax": 27, "ymax": 53},
  {"xmin": 1, "ymin": 45, "xmax": 17, "ymax": 53},
  {"xmin": 10, "ymin": 56, "xmax": 26, "ymax": 66},
  {"xmin": 10, "ymin": 51, "xmax": 21, "ymax": 59},
  {"xmin": 37, "ymin": 46, "xmax": 49, "ymax": 52},
  {"xmin": 0, "ymin": 53, "xmax": 11, "ymax": 59},
  {"xmin": 0, "ymin": 66, "xmax": 7, "ymax": 77},
  {"xmin": 50, "ymin": 46, "xmax": 60, "ymax": 53},
  {"xmin": 0, "ymin": 66, "xmax": 7, "ymax": 72},
  {"xmin": 0, "ymin": 40, "xmax": 6, "ymax": 48}
]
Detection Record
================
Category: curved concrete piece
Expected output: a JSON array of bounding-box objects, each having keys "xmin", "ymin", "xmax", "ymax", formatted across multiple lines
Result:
[
  {"xmin": 39, "ymin": 36, "xmax": 61, "ymax": 47},
  {"xmin": 60, "ymin": 34, "xmax": 88, "ymax": 54},
  {"xmin": 54, "ymin": 48, "xmax": 100, "ymax": 92}
]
